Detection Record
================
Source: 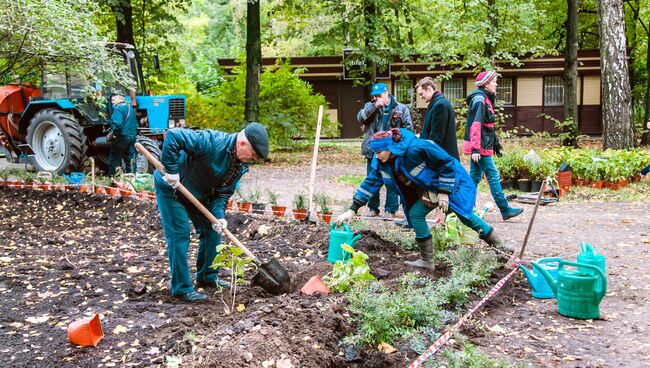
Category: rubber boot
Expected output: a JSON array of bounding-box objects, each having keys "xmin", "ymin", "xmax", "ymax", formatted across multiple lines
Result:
[
  {"xmin": 501, "ymin": 207, "xmax": 524, "ymax": 221},
  {"xmin": 482, "ymin": 229, "xmax": 515, "ymax": 254},
  {"xmin": 404, "ymin": 236, "xmax": 435, "ymax": 271}
]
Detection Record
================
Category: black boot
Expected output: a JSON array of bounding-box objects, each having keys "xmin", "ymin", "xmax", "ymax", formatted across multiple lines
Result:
[
  {"xmin": 404, "ymin": 236, "xmax": 435, "ymax": 271},
  {"xmin": 482, "ymin": 229, "xmax": 515, "ymax": 254}
]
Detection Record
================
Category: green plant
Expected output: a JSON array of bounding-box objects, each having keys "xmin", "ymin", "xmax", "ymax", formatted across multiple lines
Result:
[
  {"xmin": 21, "ymin": 171, "xmax": 36, "ymax": 183},
  {"xmin": 210, "ymin": 245, "xmax": 255, "ymax": 314},
  {"xmin": 0, "ymin": 169, "xmax": 9, "ymax": 182},
  {"xmin": 539, "ymin": 114, "xmax": 587, "ymax": 148},
  {"xmin": 248, "ymin": 189, "xmax": 262, "ymax": 203},
  {"xmin": 292, "ymin": 192, "xmax": 307, "ymax": 210},
  {"xmin": 336, "ymin": 174, "xmax": 365, "ymax": 187},
  {"xmin": 322, "ymin": 244, "xmax": 375, "ymax": 293},
  {"xmin": 436, "ymin": 339, "xmax": 518, "ymax": 368},
  {"xmin": 266, "ymin": 189, "xmax": 280, "ymax": 206},
  {"xmin": 314, "ymin": 193, "xmax": 331, "ymax": 213}
]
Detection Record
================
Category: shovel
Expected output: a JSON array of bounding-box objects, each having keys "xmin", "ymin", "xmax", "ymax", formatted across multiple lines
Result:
[{"xmin": 135, "ymin": 142, "xmax": 292, "ymax": 295}]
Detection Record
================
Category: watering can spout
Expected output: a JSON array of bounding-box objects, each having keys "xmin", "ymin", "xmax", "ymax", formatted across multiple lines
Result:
[
  {"xmin": 532, "ymin": 261, "xmax": 558, "ymax": 296},
  {"xmin": 517, "ymin": 264, "xmax": 538, "ymax": 293}
]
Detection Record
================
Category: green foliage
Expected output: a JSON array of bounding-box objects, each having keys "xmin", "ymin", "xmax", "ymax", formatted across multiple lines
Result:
[
  {"xmin": 313, "ymin": 193, "xmax": 330, "ymax": 213},
  {"xmin": 335, "ymin": 175, "xmax": 365, "ymax": 187},
  {"xmin": 292, "ymin": 192, "xmax": 307, "ymax": 210},
  {"xmin": 322, "ymin": 244, "xmax": 376, "ymax": 293},
  {"xmin": 265, "ymin": 189, "xmax": 280, "ymax": 206},
  {"xmin": 210, "ymin": 244, "xmax": 255, "ymax": 314},
  {"xmin": 203, "ymin": 60, "xmax": 336, "ymax": 148},
  {"xmin": 539, "ymin": 114, "xmax": 587, "ymax": 148},
  {"xmin": 434, "ymin": 340, "xmax": 518, "ymax": 368}
]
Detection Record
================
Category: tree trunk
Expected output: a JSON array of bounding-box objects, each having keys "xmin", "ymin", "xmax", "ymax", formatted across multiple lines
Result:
[
  {"xmin": 114, "ymin": 1, "xmax": 136, "ymax": 46},
  {"xmin": 643, "ymin": 38, "xmax": 650, "ymax": 145},
  {"xmin": 598, "ymin": 0, "xmax": 634, "ymax": 149},
  {"xmin": 245, "ymin": 0, "xmax": 261, "ymax": 123},
  {"xmin": 484, "ymin": 0, "xmax": 498, "ymax": 61},
  {"xmin": 563, "ymin": 0, "xmax": 579, "ymax": 147}
]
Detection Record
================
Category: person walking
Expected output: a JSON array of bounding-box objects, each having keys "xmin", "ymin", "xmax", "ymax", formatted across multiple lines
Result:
[
  {"xmin": 154, "ymin": 123, "xmax": 269, "ymax": 302},
  {"xmin": 463, "ymin": 71, "xmax": 523, "ymax": 220},
  {"xmin": 336, "ymin": 128, "xmax": 513, "ymax": 271},
  {"xmin": 416, "ymin": 77, "xmax": 459, "ymax": 160},
  {"xmin": 357, "ymin": 82, "xmax": 413, "ymax": 217},
  {"xmin": 107, "ymin": 94, "xmax": 138, "ymax": 176}
]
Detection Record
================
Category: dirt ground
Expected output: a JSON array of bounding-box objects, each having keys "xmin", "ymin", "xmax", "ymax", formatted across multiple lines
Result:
[{"xmin": 1, "ymin": 158, "xmax": 649, "ymax": 367}]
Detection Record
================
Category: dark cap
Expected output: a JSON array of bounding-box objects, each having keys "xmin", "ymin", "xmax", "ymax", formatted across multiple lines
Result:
[{"xmin": 244, "ymin": 122, "xmax": 269, "ymax": 159}]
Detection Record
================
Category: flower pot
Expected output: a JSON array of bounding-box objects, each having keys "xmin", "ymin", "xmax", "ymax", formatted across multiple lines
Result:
[
  {"xmin": 251, "ymin": 202, "xmax": 266, "ymax": 214},
  {"xmin": 318, "ymin": 211, "xmax": 333, "ymax": 224},
  {"xmin": 78, "ymin": 185, "xmax": 89, "ymax": 192},
  {"xmin": 271, "ymin": 205, "xmax": 287, "ymax": 217},
  {"xmin": 557, "ymin": 171, "xmax": 572, "ymax": 191},
  {"xmin": 227, "ymin": 200, "xmax": 234, "ymax": 211},
  {"xmin": 67, "ymin": 314, "xmax": 104, "ymax": 347},
  {"xmin": 120, "ymin": 189, "xmax": 132, "ymax": 197},
  {"xmin": 516, "ymin": 179, "xmax": 531, "ymax": 192},
  {"xmin": 530, "ymin": 180, "xmax": 543, "ymax": 192},
  {"xmin": 590, "ymin": 181, "xmax": 603, "ymax": 189},
  {"xmin": 237, "ymin": 201, "xmax": 252, "ymax": 214},
  {"xmin": 618, "ymin": 179, "xmax": 628, "ymax": 188},
  {"xmin": 292, "ymin": 208, "xmax": 307, "ymax": 220},
  {"xmin": 500, "ymin": 179, "xmax": 514, "ymax": 190},
  {"xmin": 105, "ymin": 187, "xmax": 119, "ymax": 196},
  {"xmin": 94, "ymin": 186, "xmax": 105, "ymax": 195}
]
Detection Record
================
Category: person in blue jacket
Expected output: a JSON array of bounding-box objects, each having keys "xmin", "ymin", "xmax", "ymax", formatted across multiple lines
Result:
[
  {"xmin": 155, "ymin": 123, "xmax": 269, "ymax": 302},
  {"xmin": 336, "ymin": 128, "xmax": 513, "ymax": 271},
  {"xmin": 107, "ymin": 94, "xmax": 138, "ymax": 176}
]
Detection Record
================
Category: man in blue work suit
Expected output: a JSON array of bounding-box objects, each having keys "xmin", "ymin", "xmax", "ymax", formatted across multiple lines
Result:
[
  {"xmin": 357, "ymin": 82, "xmax": 413, "ymax": 218},
  {"xmin": 154, "ymin": 123, "xmax": 269, "ymax": 302},
  {"xmin": 107, "ymin": 94, "xmax": 138, "ymax": 176},
  {"xmin": 336, "ymin": 128, "xmax": 513, "ymax": 271}
]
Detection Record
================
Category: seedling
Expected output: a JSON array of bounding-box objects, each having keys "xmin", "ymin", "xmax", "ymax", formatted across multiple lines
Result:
[
  {"xmin": 314, "ymin": 193, "xmax": 331, "ymax": 214},
  {"xmin": 323, "ymin": 244, "xmax": 375, "ymax": 293},
  {"xmin": 210, "ymin": 244, "xmax": 255, "ymax": 314},
  {"xmin": 266, "ymin": 189, "xmax": 280, "ymax": 206},
  {"xmin": 293, "ymin": 192, "xmax": 307, "ymax": 210}
]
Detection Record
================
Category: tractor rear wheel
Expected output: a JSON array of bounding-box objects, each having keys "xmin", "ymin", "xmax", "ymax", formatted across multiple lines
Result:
[
  {"xmin": 134, "ymin": 136, "xmax": 160, "ymax": 174},
  {"xmin": 26, "ymin": 108, "xmax": 87, "ymax": 173}
]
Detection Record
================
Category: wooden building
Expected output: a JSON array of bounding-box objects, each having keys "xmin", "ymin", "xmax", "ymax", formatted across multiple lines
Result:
[{"xmin": 218, "ymin": 49, "xmax": 602, "ymax": 138}]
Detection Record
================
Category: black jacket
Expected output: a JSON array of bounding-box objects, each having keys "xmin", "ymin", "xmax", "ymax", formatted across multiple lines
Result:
[{"xmin": 420, "ymin": 92, "xmax": 459, "ymax": 160}]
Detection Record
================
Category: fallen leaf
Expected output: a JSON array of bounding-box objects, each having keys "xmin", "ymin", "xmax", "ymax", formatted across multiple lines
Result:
[
  {"xmin": 113, "ymin": 325, "xmax": 128, "ymax": 334},
  {"xmin": 377, "ymin": 342, "xmax": 397, "ymax": 354},
  {"xmin": 236, "ymin": 304, "xmax": 246, "ymax": 312},
  {"xmin": 25, "ymin": 315, "xmax": 49, "ymax": 324}
]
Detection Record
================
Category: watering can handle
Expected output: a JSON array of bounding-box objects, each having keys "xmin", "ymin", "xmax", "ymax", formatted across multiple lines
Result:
[
  {"xmin": 330, "ymin": 223, "xmax": 352, "ymax": 233},
  {"xmin": 580, "ymin": 242, "xmax": 594, "ymax": 255},
  {"xmin": 537, "ymin": 257, "xmax": 563, "ymax": 265},
  {"xmin": 561, "ymin": 260, "xmax": 607, "ymax": 302}
]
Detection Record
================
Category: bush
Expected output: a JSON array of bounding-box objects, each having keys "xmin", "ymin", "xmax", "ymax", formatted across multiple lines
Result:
[{"xmin": 204, "ymin": 59, "xmax": 338, "ymax": 148}]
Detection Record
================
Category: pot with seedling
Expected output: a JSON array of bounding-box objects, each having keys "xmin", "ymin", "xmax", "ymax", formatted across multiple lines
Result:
[
  {"xmin": 235, "ymin": 189, "xmax": 252, "ymax": 214},
  {"xmin": 267, "ymin": 189, "xmax": 286, "ymax": 218},
  {"xmin": 36, "ymin": 172, "xmax": 53, "ymax": 190},
  {"xmin": 0, "ymin": 170, "xmax": 10, "ymax": 186},
  {"xmin": 314, "ymin": 193, "xmax": 333, "ymax": 224},
  {"xmin": 249, "ymin": 190, "xmax": 265, "ymax": 214},
  {"xmin": 292, "ymin": 192, "xmax": 307, "ymax": 220},
  {"xmin": 51, "ymin": 174, "xmax": 69, "ymax": 191}
]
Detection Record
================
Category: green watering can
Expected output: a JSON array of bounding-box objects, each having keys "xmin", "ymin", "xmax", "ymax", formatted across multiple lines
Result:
[
  {"xmin": 576, "ymin": 242, "xmax": 606, "ymax": 276},
  {"xmin": 327, "ymin": 224, "xmax": 362, "ymax": 264},
  {"xmin": 532, "ymin": 260, "xmax": 607, "ymax": 320}
]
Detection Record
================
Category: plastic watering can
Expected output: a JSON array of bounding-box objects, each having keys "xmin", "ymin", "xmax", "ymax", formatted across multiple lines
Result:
[
  {"xmin": 327, "ymin": 224, "xmax": 362, "ymax": 264},
  {"xmin": 62, "ymin": 172, "xmax": 85, "ymax": 185},
  {"xmin": 576, "ymin": 242, "xmax": 606, "ymax": 276},
  {"xmin": 518, "ymin": 257, "xmax": 562, "ymax": 299},
  {"xmin": 532, "ymin": 260, "xmax": 607, "ymax": 320},
  {"xmin": 445, "ymin": 212, "xmax": 479, "ymax": 245}
]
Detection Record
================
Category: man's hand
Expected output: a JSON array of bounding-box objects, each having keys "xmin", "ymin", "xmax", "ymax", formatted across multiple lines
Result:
[
  {"xmin": 421, "ymin": 191, "xmax": 438, "ymax": 209},
  {"xmin": 163, "ymin": 173, "xmax": 180, "ymax": 188},
  {"xmin": 336, "ymin": 210, "xmax": 355, "ymax": 225},
  {"xmin": 211, "ymin": 218, "xmax": 227, "ymax": 234},
  {"xmin": 106, "ymin": 131, "xmax": 114, "ymax": 143},
  {"xmin": 438, "ymin": 193, "xmax": 449, "ymax": 212},
  {"xmin": 471, "ymin": 153, "xmax": 481, "ymax": 163}
]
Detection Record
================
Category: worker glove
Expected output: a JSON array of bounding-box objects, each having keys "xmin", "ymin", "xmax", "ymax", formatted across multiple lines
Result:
[
  {"xmin": 163, "ymin": 173, "xmax": 180, "ymax": 188},
  {"xmin": 438, "ymin": 193, "xmax": 449, "ymax": 212},
  {"xmin": 336, "ymin": 209, "xmax": 355, "ymax": 225},
  {"xmin": 211, "ymin": 218, "xmax": 227, "ymax": 235},
  {"xmin": 421, "ymin": 190, "xmax": 438, "ymax": 209},
  {"xmin": 471, "ymin": 153, "xmax": 481, "ymax": 163}
]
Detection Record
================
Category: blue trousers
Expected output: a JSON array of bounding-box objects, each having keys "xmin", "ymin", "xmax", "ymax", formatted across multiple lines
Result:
[
  {"xmin": 366, "ymin": 158, "xmax": 399, "ymax": 214},
  {"xmin": 408, "ymin": 199, "xmax": 492, "ymax": 239},
  {"xmin": 155, "ymin": 179, "xmax": 220, "ymax": 296},
  {"xmin": 469, "ymin": 155, "xmax": 509, "ymax": 211},
  {"xmin": 108, "ymin": 135, "xmax": 136, "ymax": 176}
]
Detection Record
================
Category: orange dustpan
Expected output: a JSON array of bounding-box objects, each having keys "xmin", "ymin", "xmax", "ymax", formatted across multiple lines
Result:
[
  {"xmin": 67, "ymin": 314, "xmax": 104, "ymax": 347},
  {"xmin": 300, "ymin": 275, "xmax": 330, "ymax": 295}
]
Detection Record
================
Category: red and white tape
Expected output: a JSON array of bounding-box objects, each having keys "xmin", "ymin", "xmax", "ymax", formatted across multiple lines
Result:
[{"xmin": 408, "ymin": 257, "xmax": 522, "ymax": 368}]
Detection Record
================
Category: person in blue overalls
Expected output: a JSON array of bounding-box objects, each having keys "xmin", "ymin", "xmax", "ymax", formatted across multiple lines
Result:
[
  {"xmin": 107, "ymin": 94, "xmax": 138, "ymax": 176},
  {"xmin": 155, "ymin": 123, "xmax": 269, "ymax": 302},
  {"xmin": 336, "ymin": 128, "xmax": 513, "ymax": 271}
]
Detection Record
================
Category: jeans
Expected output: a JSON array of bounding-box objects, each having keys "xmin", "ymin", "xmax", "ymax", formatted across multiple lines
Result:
[
  {"xmin": 408, "ymin": 199, "xmax": 492, "ymax": 239},
  {"xmin": 366, "ymin": 158, "xmax": 399, "ymax": 214},
  {"xmin": 469, "ymin": 155, "xmax": 509, "ymax": 211},
  {"xmin": 155, "ymin": 177, "xmax": 221, "ymax": 296}
]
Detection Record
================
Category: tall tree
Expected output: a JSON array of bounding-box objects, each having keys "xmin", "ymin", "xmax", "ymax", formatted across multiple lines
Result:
[
  {"xmin": 108, "ymin": 0, "xmax": 136, "ymax": 45},
  {"xmin": 598, "ymin": 0, "xmax": 634, "ymax": 149},
  {"xmin": 625, "ymin": 0, "xmax": 650, "ymax": 145},
  {"xmin": 563, "ymin": 0, "xmax": 579, "ymax": 147},
  {"xmin": 245, "ymin": 0, "xmax": 261, "ymax": 122}
]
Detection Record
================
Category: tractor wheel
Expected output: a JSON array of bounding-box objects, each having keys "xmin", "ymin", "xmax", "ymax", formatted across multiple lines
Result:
[
  {"xmin": 26, "ymin": 108, "xmax": 87, "ymax": 173},
  {"xmin": 134, "ymin": 136, "xmax": 160, "ymax": 174}
]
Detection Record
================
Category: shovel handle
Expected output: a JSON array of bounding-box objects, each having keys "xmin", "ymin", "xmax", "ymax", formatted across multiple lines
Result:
[{"xmin": 134, "ymin": 142, "xmax": 261, "ymax": 264}]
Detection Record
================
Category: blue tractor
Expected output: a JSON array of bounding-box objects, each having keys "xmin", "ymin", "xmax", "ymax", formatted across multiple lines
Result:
[{"xmin": 0, "ymin": 42, "xmax": 186, "ymax": 174}]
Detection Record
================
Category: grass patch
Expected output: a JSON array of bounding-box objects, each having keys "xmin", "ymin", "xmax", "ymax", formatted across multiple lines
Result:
[
  {"xmin": 268, "ymin": 140, "xmax": 361, "ymax": 166},
  {"xmin": 415, "ymin": 338, "xmax": 527, "ymax": 368},
  {"xmin": 336, "ymin": 174, "xmax": 365, "ymax": 187},
  {"xmin": 562, "ymin": 181, "xmax": 650, "ymax": 202}
]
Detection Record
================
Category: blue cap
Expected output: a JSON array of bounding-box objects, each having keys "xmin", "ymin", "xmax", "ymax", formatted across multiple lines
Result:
[{"xmin": 370, "ymin": 83, "xmax": 388, "ymax": 96}]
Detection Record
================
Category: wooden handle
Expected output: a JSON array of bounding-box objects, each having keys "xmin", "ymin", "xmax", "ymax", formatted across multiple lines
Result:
[{"xmin": 134, "ymin": 142, "xmax": 261, "ymax": 264}]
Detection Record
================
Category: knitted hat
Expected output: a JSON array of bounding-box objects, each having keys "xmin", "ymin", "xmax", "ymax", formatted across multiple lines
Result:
[
  {"xmin": 475, "ymin": 71, "xmax": 497, "ymax": 87},
  {"xmin": 369, "ymin": 129, "xmax": 401, "ymax": 152},
  {"xmin": 244, "ymin": 122, "xmax": 270, "ymax": 159}
]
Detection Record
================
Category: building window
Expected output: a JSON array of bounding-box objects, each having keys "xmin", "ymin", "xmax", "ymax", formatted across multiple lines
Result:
[
  {"xmin": 394, "ymin": 79, "xmax": 413, "ymax": 104},
  {"xmin": 443, "ymin": 78, "xmax": 464, "ymax": 103},
  {"xmin": 497, "ymin": 78, "xmax": 513, "ymax": 105},
  {"xmin": 544, "ymin": 76, "xmax": 564, "ymax": 106}
]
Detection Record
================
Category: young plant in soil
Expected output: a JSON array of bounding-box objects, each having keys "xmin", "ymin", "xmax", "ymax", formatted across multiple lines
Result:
[
  {"xmin": 293, "ymin": 192, "xmax": 307, "ymax": 210},
  {"xmin": 210, "ymin": 244, "xmax": 255, "ymax": 314},
  {"xmin": 314, "ymin": 193, "xmax": 331, "ymax": 214},
  {"xmin": 322, "ymin": 244, "xmax": 375, "ymax": 293},
  {"xmin": 266, "ymin": 189, "xmax": 280, "ymax": 206}
]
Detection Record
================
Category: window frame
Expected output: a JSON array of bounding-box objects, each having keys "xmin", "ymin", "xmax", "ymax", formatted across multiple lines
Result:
[
  {"xmin": 393, "ymin": 78, "xmax": 414, "ymax": 105},
  {"xmin": 497, "ymin": 77, "xmax": 514, "ymax": 106},
  {"xmin": 442, "ymin": 78, "xmax": 465, "ymax": 104},
  {"xmin": 543, "ymin": 76, "xmax": 565, "ymax": 106}
]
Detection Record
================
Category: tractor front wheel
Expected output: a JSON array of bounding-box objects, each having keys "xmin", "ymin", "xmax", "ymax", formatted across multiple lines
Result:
[{"xmin": 26, "ymin": 108, "xmax": 87, "ymax": 173}]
